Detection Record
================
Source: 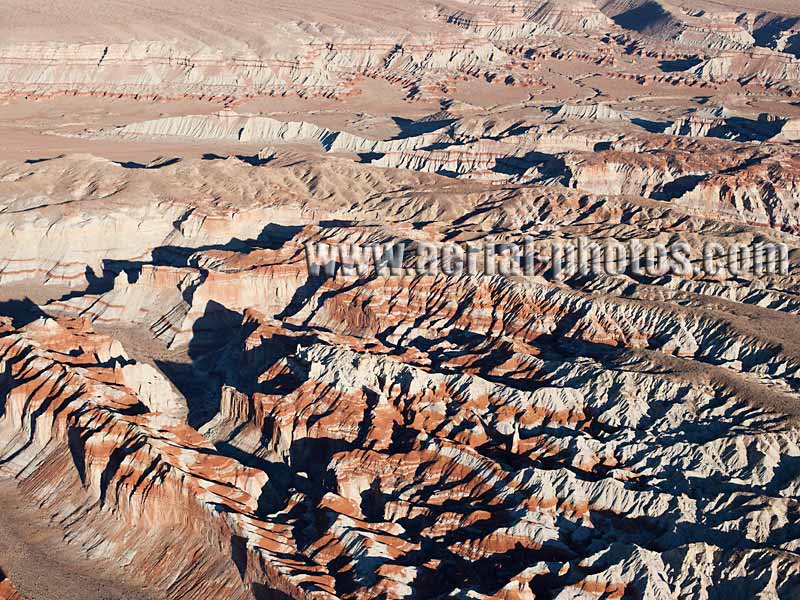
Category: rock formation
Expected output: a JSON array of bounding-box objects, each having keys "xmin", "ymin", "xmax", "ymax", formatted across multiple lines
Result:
[
  {"xmin": 1, "ymin": 0, "xmax": 800, "ymax": 598},
  {"xmin": 0, "ymin": 571, "xmax": 21, "ymax": 600}
]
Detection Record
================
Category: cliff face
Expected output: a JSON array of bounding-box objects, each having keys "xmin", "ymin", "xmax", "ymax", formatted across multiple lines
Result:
[
  {"xmin": 1, "ymin": 0, "xmax": 800, "ymax": 102},
  {"xmin": 0, "ymin": 316, "xmax": 338, "ymax": 599}
]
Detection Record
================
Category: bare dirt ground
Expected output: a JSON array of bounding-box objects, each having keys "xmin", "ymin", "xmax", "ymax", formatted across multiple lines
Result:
[{"xmin": 0, "ymin": 480, "xmax": 157, "ymax": 600}]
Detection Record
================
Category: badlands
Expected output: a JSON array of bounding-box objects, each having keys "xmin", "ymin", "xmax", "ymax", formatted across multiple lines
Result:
[{"xmin": 2, "ymin": 0, "xmax": 800, "ymax": 598}]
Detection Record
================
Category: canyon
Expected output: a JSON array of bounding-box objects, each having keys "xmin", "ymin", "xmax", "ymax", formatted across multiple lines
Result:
[{"xmin": 1, "ymin": 0, "xmax": 800, "ymax": 598}]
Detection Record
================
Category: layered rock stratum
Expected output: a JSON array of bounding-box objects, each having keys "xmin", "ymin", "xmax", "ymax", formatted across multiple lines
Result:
[
  {"xmin": 0, "ymin": 570, "xmax": 21, "ymax": 600},
  {"xmin": 1, "ymin": 0, "xmax": 800, "ymax": 598}
]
